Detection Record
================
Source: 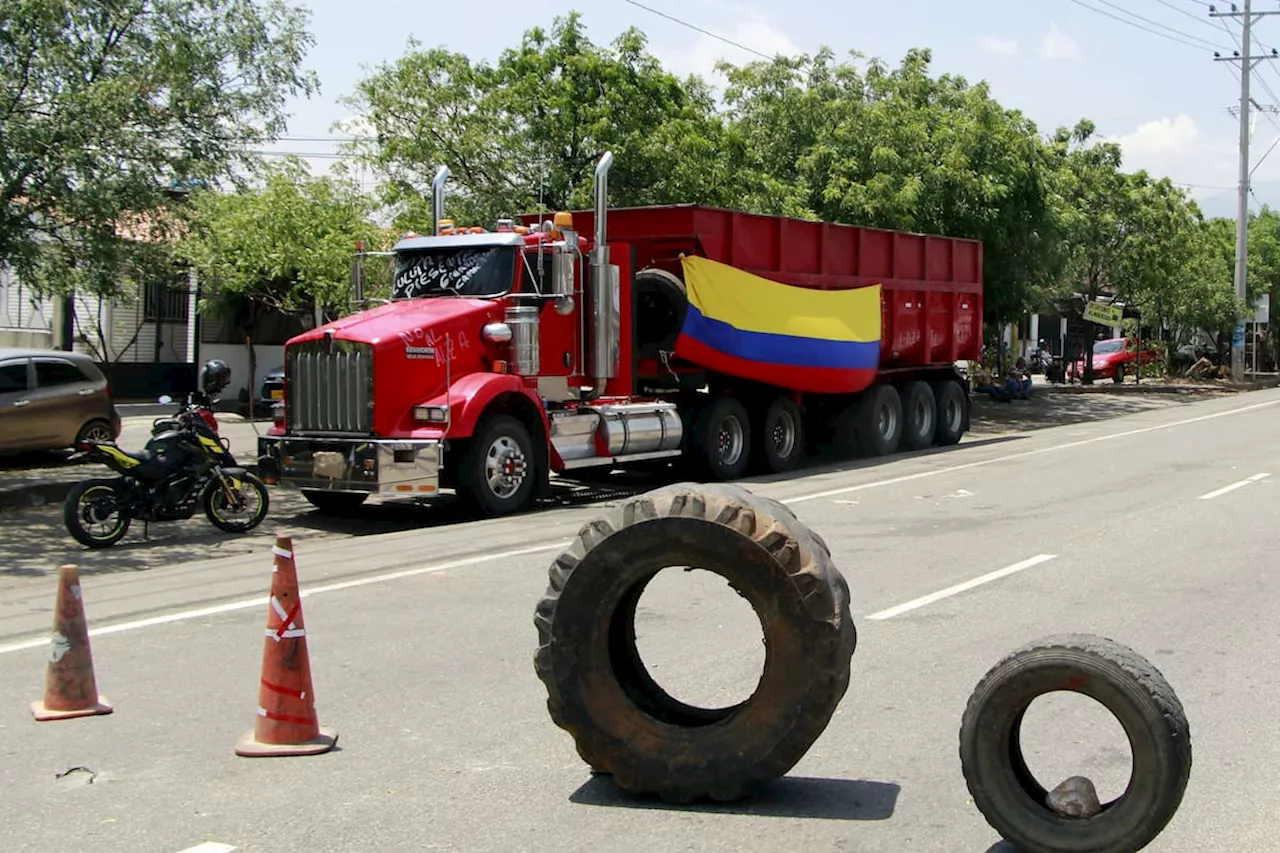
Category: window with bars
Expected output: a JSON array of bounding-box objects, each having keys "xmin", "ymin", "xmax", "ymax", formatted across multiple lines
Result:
[{"xmin": 143, "ymin": 278, "xmax": 190, "ymax": 322}]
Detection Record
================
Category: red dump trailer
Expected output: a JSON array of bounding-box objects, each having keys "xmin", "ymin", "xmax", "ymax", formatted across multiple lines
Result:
[{"xmin": 259, "ymin": 153, "xmax": 984, "ymax": 517}]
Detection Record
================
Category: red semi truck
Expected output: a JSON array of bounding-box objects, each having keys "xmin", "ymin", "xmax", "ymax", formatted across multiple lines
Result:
[{"xmin": 257, "ymin": 152, "xmax": 983, "ymax": 516}]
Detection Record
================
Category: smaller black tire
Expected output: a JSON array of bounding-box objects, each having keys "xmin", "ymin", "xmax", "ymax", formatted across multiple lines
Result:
[
  {"xmin": 63, "ymin": 478, "xmax": 131, "ymax": 549},
  {"xmin": 932, "ymin": 379, "xmax": 966, "ymax": 446},
  {"xmin": 74, "ymin": 419, "xmax": 114, "ymax": 447},
  {"xmin": 753, "ymin": 395, "xmax": 804, "ymax": 473},
  {"xmin": 302, "ymin": 489, "xmax": 369, "ymax": 515},
  {"xmin": 203, "ymin": 471, "xmax": 271, "ymax": 533},
  {"xmin": 457, "ymin": 414, "xmax": 538, "ymax": 517},
  {"xmin": 900, "ymin": 381, "xmax": 937, "ymax": 451},
  {"xmin": 690, "ymin": 396, "xmax": 752, "ymax": 481},
  {"xmin": 959, "ymin": 634, "xmax": 1192, "ymax": 853},
  {"xmin": 1113, "ymin": 364, "xmax": 1126, "ymax": 384},
  {"xmin": 855, "ymin": 384, "xmax": 903, "ymax": 456}
]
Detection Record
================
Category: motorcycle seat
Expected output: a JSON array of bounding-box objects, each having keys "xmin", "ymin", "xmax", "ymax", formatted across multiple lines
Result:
[{"xmin": 97, "ymin": 442, "xmax": 156, "ymax": 465}]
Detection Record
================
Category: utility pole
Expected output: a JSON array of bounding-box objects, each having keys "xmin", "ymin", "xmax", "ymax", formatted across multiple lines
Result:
[{"xmin": 1212, "ymin": 0, "xmax": 1280, "ymax": 381}]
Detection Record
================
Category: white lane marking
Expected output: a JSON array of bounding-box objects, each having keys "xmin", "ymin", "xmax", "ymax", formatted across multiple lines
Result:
[
  {"xmin": 786, "ymin": 397, "xmax": 1280, "ymax": 504},
  {"xmin": 0, "ymin": 541, "xmax": 571, "ymax": 656},
  {"xmin": 866, "ymin": 554, "xmax": 1058, "ymax": 620},
  {"xmin": 2, "ymin": 397, "xmax": 1274, "ymax": 654},
  {"xmin": 1198, "ymin": 472, "xmax": 1270, "ymax": 500},
  {"xmin": 175, "ymin": 844, "xmax": 237, "ymax": 853}
]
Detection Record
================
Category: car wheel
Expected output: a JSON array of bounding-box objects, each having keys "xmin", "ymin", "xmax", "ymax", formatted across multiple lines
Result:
[{"xmin": 74, "ymin": 419, "xmax": 115, "ymax": 447}]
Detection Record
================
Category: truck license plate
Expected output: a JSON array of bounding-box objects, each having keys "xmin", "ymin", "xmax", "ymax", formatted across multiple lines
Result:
[{"xmin": 312, "ymin": 451, "xmax": 346, "ymax": 480}]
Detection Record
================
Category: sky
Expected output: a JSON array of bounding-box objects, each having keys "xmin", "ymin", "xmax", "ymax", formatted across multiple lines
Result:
[{"xmin": 261, "ymin": 0, "xmax": 1280, "ymax": 219}]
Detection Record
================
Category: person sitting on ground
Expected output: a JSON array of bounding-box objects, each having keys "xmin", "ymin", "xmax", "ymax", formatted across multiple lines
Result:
[{"xmin": 975, "ymin": 358, "xmax": 1033, "ymax": 403}]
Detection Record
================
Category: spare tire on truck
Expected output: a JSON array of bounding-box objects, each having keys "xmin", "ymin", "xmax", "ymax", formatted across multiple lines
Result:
[
  {"xmin": 958, "ymin": 634, "xmax": 1192, "ymax": 853},
  {"xmin": 533, "ymin": 481, "xmax": 857, "ymax": 804}
]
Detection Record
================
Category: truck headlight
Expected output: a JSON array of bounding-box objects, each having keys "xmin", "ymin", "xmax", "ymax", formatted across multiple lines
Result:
[{"xmin": 413, "ymin": 405, "xmax": 450, "ymax": 423}]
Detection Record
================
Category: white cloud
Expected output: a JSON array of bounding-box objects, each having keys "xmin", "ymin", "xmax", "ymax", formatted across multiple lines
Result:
[
  {"xmin": 1041, "ymin": 22, "xmax": 1081, "ymax": 61},
  {"xmin": 979, "ymin": 35, "xmax": 1019, "ymax": 56},
  {"xmin": 1103, "ymin": 114, "xmax": 1248, "ymax": 201}
]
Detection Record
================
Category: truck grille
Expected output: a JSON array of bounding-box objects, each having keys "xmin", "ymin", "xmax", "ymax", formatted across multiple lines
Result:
[{"xmin": 287, "ymin": 339, "xmax": 374, "ymax": 434}]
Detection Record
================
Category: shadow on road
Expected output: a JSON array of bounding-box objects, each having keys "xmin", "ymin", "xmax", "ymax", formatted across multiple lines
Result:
[
  {"xmin": 568, "ymin": 773, "xmax": 900, "ymax": 821},
  {"xmin": 0, "ymin": 433, "xmax": 1033, "ymax": 580},
  {"xmin": 967, "ymin": 388, "xmax": 1220, "ymax": 434}
]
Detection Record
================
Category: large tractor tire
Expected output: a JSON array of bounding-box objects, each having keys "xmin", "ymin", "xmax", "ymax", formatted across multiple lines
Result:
[
  {"xmin": 959, "ymin": 634, "xmax": 1192, "ymax": 853},
  {"xmin": 533, "ymin": 481, "xmax": 857, "ymax": 804}
]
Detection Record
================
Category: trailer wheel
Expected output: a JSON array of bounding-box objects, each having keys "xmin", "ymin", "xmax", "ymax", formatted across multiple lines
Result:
[
  {"xmin": 933, "ymin": 380, "xmax": 966, "ymax": 446},
  {"xmin": 456, "ymin": 414, "xmax": 538, "ymax": 517},
  {"xmin": 533, "ymin": 482, "xmax": 858, "ymax": 803},
  {"xmin": 959, "ymin": 634, "xmax": 1192, "ymax": 853},
  {"xmin": 691, "ymin": 396, "xmax": 752, "ymax": 481},
  {"xmin": 900, "ymin": 381, "xmax": 937, "ymax": 451},
  {"xmin": 754, "ymin": 395, "xmax": 804, "ymax": 473},
  {"xmin": 856, "ymin": 384, "xmax": 902, "ymax": 456}
]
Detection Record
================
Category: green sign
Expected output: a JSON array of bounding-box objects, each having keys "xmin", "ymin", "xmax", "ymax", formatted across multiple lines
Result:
[{"xmin": 1082, "ymin": 300, "xmax": 1123, "ymax": 326}]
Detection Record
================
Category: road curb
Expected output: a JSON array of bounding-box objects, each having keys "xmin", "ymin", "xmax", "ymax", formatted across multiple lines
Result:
[{"xmin": 0, "ymin": 463, "xmax": 261, "ymax": 514}]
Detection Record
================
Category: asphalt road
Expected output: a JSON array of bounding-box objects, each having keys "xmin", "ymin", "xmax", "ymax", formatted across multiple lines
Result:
[{"xmin": 1, "ymin": 388, "xmax": 1278, "ymax": 852}]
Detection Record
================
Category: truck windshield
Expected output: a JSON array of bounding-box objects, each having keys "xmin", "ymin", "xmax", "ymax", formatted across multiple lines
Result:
[{"xmin": 392, "ymin": 246, "xmax": 517, "ymax": 300}]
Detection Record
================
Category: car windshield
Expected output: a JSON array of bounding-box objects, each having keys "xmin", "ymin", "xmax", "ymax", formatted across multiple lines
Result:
[
  {"xmin": 1093, "ymin": 339, "xmax": 1125, "ymax": 355},
  {"xmin": 392, "ymin": 246, "xmax": 517, "ymax": 300}
]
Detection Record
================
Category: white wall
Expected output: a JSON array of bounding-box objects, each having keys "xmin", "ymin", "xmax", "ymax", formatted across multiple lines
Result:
[{"xmin": 201, "ymin": 342, "xmax": 285, "ymax": 400}]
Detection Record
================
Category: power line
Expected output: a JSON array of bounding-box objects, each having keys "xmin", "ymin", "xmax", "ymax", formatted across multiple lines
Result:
[
  {"xmin": 1066, "ymin": 0, "xmax": 1229, "ymax": 50},
  {"xmin": 1148, "ymin": 0, "xmax": 1225, "ymax": 30},
  {"xmin": 1089, "ymin": 0, "xmax": 1225, "ymax": 47},
  {"xmin": 619, "ymin": 0, "xmax": 775, "ymax": 60}
]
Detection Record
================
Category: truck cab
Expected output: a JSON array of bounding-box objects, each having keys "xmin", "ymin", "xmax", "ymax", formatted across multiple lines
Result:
[{"xmin": 256, "ymin": 154, "xmax": 673, "ymax": 516}]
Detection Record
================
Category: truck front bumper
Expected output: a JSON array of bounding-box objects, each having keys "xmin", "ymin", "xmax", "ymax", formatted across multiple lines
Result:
[{"xmin": 257, "ymin": 435, "xmax": 443, "ymax": 497}]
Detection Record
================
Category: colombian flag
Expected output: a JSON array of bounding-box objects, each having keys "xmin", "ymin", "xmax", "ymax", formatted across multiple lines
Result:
[{"xmin": 674, "ymin": 255, "xmax": 882, "ymax": 395}]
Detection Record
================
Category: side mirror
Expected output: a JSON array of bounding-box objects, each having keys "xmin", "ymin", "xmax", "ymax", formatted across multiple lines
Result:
[{"xmin": 158, "ymin": 394, "xmax": 173, "ymax": 405}]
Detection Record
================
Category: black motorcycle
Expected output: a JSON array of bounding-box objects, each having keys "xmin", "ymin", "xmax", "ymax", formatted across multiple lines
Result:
[{"xmin": 62, "ymin": 403, "xmax": 270, "ymax": 548}]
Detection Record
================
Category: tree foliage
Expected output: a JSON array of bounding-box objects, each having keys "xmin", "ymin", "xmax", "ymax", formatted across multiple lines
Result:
[
  {"xmin": 342, "ymin": 12, "xmax": 732, "ymax": 228},
  {"xmin": 1, "ymin": 0, "xmax": 318, "ymax": 297},
  {"xmin": 177, "ymin": 157, "xmax": 388, "ymax": 319}
]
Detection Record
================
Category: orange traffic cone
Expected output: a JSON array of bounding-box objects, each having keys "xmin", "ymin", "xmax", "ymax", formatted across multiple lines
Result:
[
  {"xmin": 235, "ymin": 534, "xmax": 337, "ymax": 757},
  {"xmin": 31, "ymin": 565, "xmax": 112, "ymax": 721}
]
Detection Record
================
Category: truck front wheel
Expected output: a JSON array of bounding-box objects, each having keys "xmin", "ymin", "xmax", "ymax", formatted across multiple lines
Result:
[{"xmin": 457, "ymin": 414, "xmax": 538, "ymax": 517}]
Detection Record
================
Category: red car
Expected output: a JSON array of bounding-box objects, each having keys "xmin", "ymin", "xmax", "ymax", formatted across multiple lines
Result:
[{"xmin": 1068, "ymin": 337, "xmax": 1161, "ymax": 383}]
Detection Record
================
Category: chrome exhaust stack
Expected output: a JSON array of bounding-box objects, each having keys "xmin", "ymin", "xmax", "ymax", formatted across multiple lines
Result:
[
  {"xmin": 587, "ymin": 151, "xmax": 619, "ymax": 390},
  {"xmin": 431, "ymin": 166, "xmax": 450, "ymax": 234}
]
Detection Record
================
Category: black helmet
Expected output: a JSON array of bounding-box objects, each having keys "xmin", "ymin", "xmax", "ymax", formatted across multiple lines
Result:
[{"xmin": 200, "ymin": 359, "xmax": 231, "ymax": 397}]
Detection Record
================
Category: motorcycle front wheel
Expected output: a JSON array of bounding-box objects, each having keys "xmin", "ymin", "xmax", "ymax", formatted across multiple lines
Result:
[
  {"xmin": 63, "ymin": 478, "xmax": 132, "ymax": 549},
  {"xmin": 202, "ymin": 471, "xmax": 270, "ymax": 534}
]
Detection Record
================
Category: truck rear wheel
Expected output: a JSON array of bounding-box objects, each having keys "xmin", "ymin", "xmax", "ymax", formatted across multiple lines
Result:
[
  {"xmin": 691, "ymin": 396, "xmax": 752, "ymax": 481},
  {"xmin": 900, "ymin": 381, "xmax": 937, "ymax": 451},
  {"xmin": 753, "ymin": 395, "xmax": 804, "ymax": 473},
  {"xmin": 856, "ymin": 384, "xmax": 903, "ymax": 456},
  {"xmin": 933, "ymin": 380, "xmax": 966, "ymax": 446},
  {"xmin": 457, "ymin": 414, "xmax": 538, "ymax": 517}
]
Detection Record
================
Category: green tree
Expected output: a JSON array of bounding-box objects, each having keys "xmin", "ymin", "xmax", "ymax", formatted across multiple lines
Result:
[
  {"xmin": 177, "ymin": 157, "xmax": 387, "ymax": 412},
  {"xmin": 717, "ymin": 47, "xmax": 1063, "ymax": 325},
  {"xmin": 1, "ymin": 0, "xmax": 318, "ymax": 298},
  {"xmin": 342, "ymin": 12, "xmax": 731, "ymax": 229}
]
